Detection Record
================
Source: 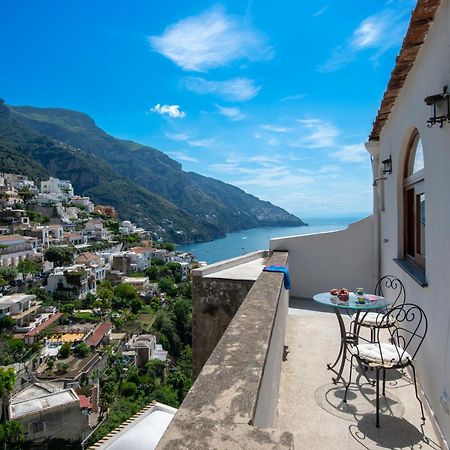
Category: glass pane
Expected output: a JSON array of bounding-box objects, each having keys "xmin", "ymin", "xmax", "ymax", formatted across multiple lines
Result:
[
  {"xmin": 408, "ymin": 135, "xmax": 424, "ymax": 175},
  {"xmin": 406, "ymin": 189, "xmax": 415, "ymax": 256},
  {"xmin": 418, "ymin": 193, "xmax": 425, "ymax": 256}
]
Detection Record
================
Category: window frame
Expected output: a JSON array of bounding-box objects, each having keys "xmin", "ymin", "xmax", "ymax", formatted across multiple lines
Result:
[{"xmin": 403, "ymin": 132, "xmax": 425, "ymax": 269}]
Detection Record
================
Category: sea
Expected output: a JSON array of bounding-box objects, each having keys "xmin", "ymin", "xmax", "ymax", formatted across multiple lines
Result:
[{"xmin": 178, "ymin": 216, "xmax": 366, "ymax": 264}]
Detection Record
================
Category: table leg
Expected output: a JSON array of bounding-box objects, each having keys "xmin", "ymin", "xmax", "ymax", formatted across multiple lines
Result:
[{"xmin": 327, "ymin": 307, "xmax": 347, "ymax": 384}]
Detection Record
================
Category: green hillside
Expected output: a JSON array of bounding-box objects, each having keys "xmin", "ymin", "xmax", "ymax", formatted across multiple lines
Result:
[{"xmin": 0, "ymin": 100, "xmax": 305, "ymax": 243}]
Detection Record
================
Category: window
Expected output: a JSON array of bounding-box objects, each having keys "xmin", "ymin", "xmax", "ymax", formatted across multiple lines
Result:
[
  {"xmin": 404, "ymin": 132, "xmax": 425, "ymax": 268},
  {"xmin": 31, "ymin": 421, "xmax": 44, "ymax": 434}
]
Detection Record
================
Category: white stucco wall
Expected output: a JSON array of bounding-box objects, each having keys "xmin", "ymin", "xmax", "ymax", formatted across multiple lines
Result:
[
  {"xmin": 270, "ymin": 216, "xmax": 374, "ymax": 299},
  {"xmin": 373, "ymin": 0, "xmax": 450, "ymax": 442}
]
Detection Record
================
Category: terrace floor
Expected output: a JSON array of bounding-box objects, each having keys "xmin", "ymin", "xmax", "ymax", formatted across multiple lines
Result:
[{"xmin": 278, "ymin": 298, "xmax": 443, "ymax": 450}]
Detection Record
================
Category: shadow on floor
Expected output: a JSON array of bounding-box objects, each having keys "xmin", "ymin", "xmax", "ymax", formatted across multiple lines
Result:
[{"xmin": 350, "ymin": 415, "xmax": 440, "ymax": 450}]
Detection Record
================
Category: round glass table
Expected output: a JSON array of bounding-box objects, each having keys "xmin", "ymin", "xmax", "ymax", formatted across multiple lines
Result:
[{"xmin": 312, "ymin": 292, "xmax": 390, "ymax": 384}]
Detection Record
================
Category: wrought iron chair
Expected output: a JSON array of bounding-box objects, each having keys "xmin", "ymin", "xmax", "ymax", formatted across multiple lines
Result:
[
  {"xmin": 354, "ymin": 275, "xmax": 406, "ymax": 341},
  {"xmin": 344, "ymin": 303, "xmax": 428, "ymax": 428}
]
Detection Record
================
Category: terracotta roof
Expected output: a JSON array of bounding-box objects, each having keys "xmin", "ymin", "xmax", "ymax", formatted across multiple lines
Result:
[
  {"xmin": 25, "ymin": 313, "xmax": 63, "ymax": 337},
  {"xmin": 64, "ymin": 232, "xmax": 82, "ymax": 238},
  {"xmin": 131, "ymin": 246, "xmax": 158, "ymax": 254},
  {"xmin": 75, "ymin": 252, "xmax": 99, "ymax": 264},
  {"xmin": 369, "ymin": 0, "xmax": 441, "ymax": 141},
  {"xmin": 79, "ymin": 394, "xmax": 92, "ymax": 409},
  {"xmin": 86, "ymin": 322, "xmax": 112, "ymax": 347},
  {"xmin": 0, "ymin": 234, "xmax": 25, "ymax": 241}
]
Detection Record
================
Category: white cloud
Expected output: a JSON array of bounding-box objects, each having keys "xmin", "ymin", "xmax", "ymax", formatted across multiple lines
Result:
[
  {"xmin": 187, "ymin": 138, "xmax": 215, "ymax": 148},
  {"xmin": 165, "ymin": 132, "xmax": 214, "ymax": 148},
  {"xmin": 260, "ymin": 124, "xmax": 290, "ymax": 133},
  {"xmin": 150, "ymin": 104, "xmax": 186, "ymax": 118},
  {"xmin": 333, "ymin": 143, "xmax": 368, "ymax": 163},
  {"xmin": 209, "ymin": 155, "xmax": 314, "ymax": 188},
  {"xmin": 183, "ymin": 76, "xmax": 260, "ymax": 101},
  {"xmin": 280, "ymin": 93, "xmax": 306, "ymax": 102},
  {"xmin": 313, "ymin": 6, "xmax": 329, "ymax": 17},
  {"xmin": 216, "ymin": 105, "xmax": 245, "ymax": 121},
  {"xmin": 292, "ymin": 119, "xmax": 340, "ymax": 148},
  {"xmin": 148, "ymin": 5, "xmax": 273, "ymax": 72},
  {"xmin": 319, "ymin": 8, "xmax": 411, "ymax": 72},
  {"xmin": 167, "ymin": 151, "xmax": 198, "ymax": 162},
  {"xmin": 165, "ymin": 132, "xmax": 190, "ymax": 142}
]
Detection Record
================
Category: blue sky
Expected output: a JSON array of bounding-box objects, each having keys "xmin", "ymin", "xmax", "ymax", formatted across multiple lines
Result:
[{"xmin": 0, "ymin": 1, "xmax": 415, "ymax": 218}]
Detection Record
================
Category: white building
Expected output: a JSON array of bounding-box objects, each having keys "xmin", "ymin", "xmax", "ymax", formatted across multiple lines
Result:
[
  {"xmin": 0, "ymin": 293, "xmax": 41, "ymax": 330},
  {"xmin": 89, "ymin": 402, "xmax": 176, "ymax": 450},
  {"xmin": 268, "ymin": 0, "xmax": 450, "ymax": 444},
  {"xmin": 84, "ymin": 219, "xmax": 111, "ymax": 241},
  {"xmin": 75, "ymin": 252, "xmax": 108, "ymax": 282},
  {"xmin": 10, "ymin": 384, "xmax": 89, "ymax": 444},
  {"xmin": 0, "ymin": 234, "xmax": 38, "ymax": 267},
  {"xmin": 40, "ymin": 177, "xmax": 74, "ymax": 202},
  {"xmin": 71, "ymin": 195, "xmax": 94, "ymax": 213},
  {"xmin": 367, "ymin": 0, "xmax": 450, "ymax": 441},
  {"xmin": 119, "ymin": 220, "xmax": 146, "ymax": 236},
  {"xmin": 0, "ymin": 173, "xmax": 36, "ymax": 191},
  {"xmin": 46, "ymin": 265, "xmax": 96, "ymax": 299}
]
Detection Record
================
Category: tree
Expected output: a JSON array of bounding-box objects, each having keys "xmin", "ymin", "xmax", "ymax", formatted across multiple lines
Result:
[
  {"xmin": 0, "ymin": 315, "xmax": 14, "ymax": 331},
  {"xmin": 167, "ymin": 370, "xmax": 189, "ymax": 403},
  {"xmin": 171, "ymin": 297, "xmax": 192, "ymax": 346},
  {"xmin": 44, "ymin": 247, "xmax": 74, "ymax": 266},
  {"xmin": 17, "ymin": 187, "xmax": 34, "ymax": 206},
  {"xmin": 151, "ymin": 386, "xmax": 178, "ymax": 407},
  {"xmin": 146, "ymin": 359, "xmax": 166, "ymax": 380},
  {"xmin": 0, "ymin": 367, "xmax": 15, "ymax": 423},
  {"xmin": 130, "ymin": 297, "xmax": 144, "ymax": 314},
  {"xmin": 167, "ymin": 262, "xmax": 182, "ymax": 283},
  {"xmin": 120, "ymin": 381, "xmax": 138, "ymax": 397},
  {"xmin": 158, "ymin": 277, "xmax": 176, "ymax": 297},
  {"xmin": 74, "ymin": 342, "xmax": 89, "ymax": 358},
  {"xmin": 162, "ymin": 242, "xmax": 176, "ymax": 252},
  {"xmin": 0, "ymin": 420, "xmax": 25, "ymax": 450},
  {"xmin": 114, "ymin": 283, "xmax": 138, "ymax": 303},
  {"xmin": 0, "ymin": 267, "xmax": 18, "ymax": 286},
  {"xmin": 56, "ymin": 362, "xmax": 68, "ymax": 374},
  {"xmin": 27, "ymin": 287, "xmax": 53, "ymax": 304},
  {"xmin": 17, "ymin": 258, "xmax": 41, "ymax": 275},
  {"xmin": 58, "ymin": 342, "xmax": 71, "ymax": 358},
  {"xmin": 152, "ymin": 310, "xmax": 180, "ymax": 356}
]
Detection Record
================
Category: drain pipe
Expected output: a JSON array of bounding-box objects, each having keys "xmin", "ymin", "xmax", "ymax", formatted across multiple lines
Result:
[{"xmin": 365, "ymin": 140, "xmax": 381, "ymax": 288}]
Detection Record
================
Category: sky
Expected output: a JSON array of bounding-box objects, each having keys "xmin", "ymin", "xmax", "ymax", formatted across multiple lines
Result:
[{"xmin": 0, "ymin": 1, "xmax": 416, "ymax": 218}]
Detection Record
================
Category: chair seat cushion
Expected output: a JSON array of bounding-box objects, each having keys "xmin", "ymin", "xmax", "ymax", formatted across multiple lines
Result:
[
  {"xmin": 352, "ymin": 343, "xmax": 412, "ymax": 367},
  {"xmin": 353, "ymin": 312, "xmax": 396, "ymax": 327}
]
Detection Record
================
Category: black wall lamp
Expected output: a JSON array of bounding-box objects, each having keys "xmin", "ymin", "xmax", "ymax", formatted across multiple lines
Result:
[
  {"xmin": 424, "ymin": 85, "xmax": 450, "ymax": 128},
  {"xmin": 381, "ymin": 156, "xmax": 392, "ymax": 175}
]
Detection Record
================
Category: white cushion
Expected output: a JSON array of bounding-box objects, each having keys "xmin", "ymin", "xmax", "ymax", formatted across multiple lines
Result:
[
  {"xmin": 352, "ymin": 343, "xmax": 412, "ymax": 367},
  {"xmin": 353, "ymin": 312, "xmax": 396, "ymax": 327}
]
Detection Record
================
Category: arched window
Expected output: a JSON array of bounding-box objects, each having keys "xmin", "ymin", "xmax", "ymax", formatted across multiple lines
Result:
[{"xmin": 404, "ymin": 132, "xmax": 425, "ymax": 268}]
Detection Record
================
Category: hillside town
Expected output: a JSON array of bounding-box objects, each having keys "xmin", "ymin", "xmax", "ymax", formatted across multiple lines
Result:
[{"xmin": 0, "ymin": 173, "xmax": 197, "ymax": 448}]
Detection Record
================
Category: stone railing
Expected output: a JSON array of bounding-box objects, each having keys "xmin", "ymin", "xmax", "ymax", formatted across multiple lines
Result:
[{"xmin": 156, "ymin": 251, "xmax": 293, "ymax": 449}]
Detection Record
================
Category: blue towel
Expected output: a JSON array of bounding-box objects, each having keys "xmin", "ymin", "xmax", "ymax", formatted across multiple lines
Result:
[{"xmin": 263, "ymin": 265, "xmax": 291, "ymax": 290}]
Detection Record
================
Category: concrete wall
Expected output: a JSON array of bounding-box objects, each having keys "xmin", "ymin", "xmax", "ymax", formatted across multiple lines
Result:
[
  {"xmin": 372, "ymin": 0, "xmax": 450, "ymax": 441},
  {"xmin": 22, "ymin": 401, "xmax": 89, "ymax": 443},
  {"xmin": 157, "ymin": 252, "xmax": 293, "ymax": 449},
  {"xmin": 192, "ymin": 275, "xmax": 255, "ymax": 379},
  {"xmin": 270, "ymin": 216, "xmax": 374, "ymax": 298},
  {"xmin": 253, "ymin": 285, "xmax": 289, "ymax": 428}
]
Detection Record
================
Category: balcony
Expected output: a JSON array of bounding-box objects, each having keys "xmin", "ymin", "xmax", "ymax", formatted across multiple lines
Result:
[{"xmin": 156, "ymin": 219, "xmax": 445, "ymax": 449}]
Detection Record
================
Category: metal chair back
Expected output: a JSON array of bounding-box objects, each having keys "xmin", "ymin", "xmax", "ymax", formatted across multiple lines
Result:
[
  {"xmin": 375, "ymin": 303, "xmax": 428, "ymax": 367},
  {"xmin": 375, "ymin": 275, "xmax": 406, "ymax": 308}
]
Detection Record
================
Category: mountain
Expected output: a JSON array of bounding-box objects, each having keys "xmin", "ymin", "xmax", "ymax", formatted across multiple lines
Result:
[{"xmin": 0, "ymin": 100, "xmax": 305, "ymax": 243}]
